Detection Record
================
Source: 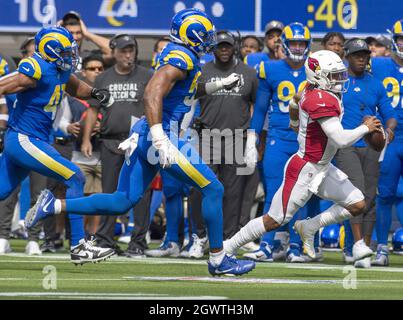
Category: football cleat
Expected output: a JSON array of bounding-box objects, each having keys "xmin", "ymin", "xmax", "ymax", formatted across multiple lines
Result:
[
  {"xmin": 240, "ymin": 241, "xmax": 260, "ymax": 252},
  {"xmin": 179, "ymin": 240, "xmax": 193, "ymax": 258},
  {"xmin": 25, "ymin": 241, "xmax": 42, "ymax": 255},
  {"xmin": 208, "ymin": 254, "xmax": 256, "ymax": 276},
  {"xmin": 286, "ymin": 243, "xmax": 305, "ymax": 263},
  {"xmin": 303, "ymin": 247, "xmax": 324, "ymax": 262},
  {"xmin": 145, "ymin": 241, "xmax": 180, "ymax": 257},
  {"xmin": 124, "ymin": 247, "xmax": 146, "ymax": 259},
  {"xmin": 70, "ymin": 236, "xmax": 115, "ymax": 265},
  {"xmin": 294, "ymin": 220, "xmax": 317, "ymax": 259},
  {"xmin": 371, "ymin": 245, "xmax": 389, "ymax": 267},
  {"xmin": 189, "ymin": 234, "xmax": 208, "ymax": 259},
  {"xmin": 352, "ymin": 239, "xmax": 373, "ymax": 262},
  {"xmin": 242, "ymin": 242, "xmax": 273, "ymax": 262},
  {"xmin": 40, "ymin": 238, "xmax": 57, "ymax": 253},
  {"xmin": 354, "ymin": 257, "xmax": 371, "ymax": 268},
  {"xmin": 0, "ymin": 239, "xmax": 12, "ymax": 254},
  {"xmin": 25, "ymin": 189, "xmax": 56, "ymax": 229}
]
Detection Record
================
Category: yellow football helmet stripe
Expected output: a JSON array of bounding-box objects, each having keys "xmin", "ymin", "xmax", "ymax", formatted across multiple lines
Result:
[
  {"xmin": 18, "ymin": 133, "xmax": 75, "ymax": 180},
  {"xmin": 283, "ymin": 26, "xmax": 293, "ymax": 39},
  {"xmin": 178, "ymin": 14, "xmax": 213, "ymax": 46},
  {"xmin": 304, "ymin": 27, "xmax": 311, "ymax": 40},
  {"xmin": 394, "ymin": 20, "xmax": 403, "ymax": 34}
]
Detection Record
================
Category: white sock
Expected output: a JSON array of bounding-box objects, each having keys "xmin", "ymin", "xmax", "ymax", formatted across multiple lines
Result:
[
  {"xmin": 225, "ymin": 217, "xmax": 266, "ymax": 255},
  {"xmin": 54, "ymin": 199, "xmax": 61, "ymax": 214},
  {"xmin": 309, "ymin": 204, "xmax": 353, "ymax": 229},
  {"xmin": 209, "ymin": 249, "xmax": 225, "ymax": 267}
]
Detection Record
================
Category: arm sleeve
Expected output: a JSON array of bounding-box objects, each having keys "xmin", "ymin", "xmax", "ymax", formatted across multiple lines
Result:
[
  {"xmin": 181, "ymin": 99, "xmax": 198, "ymax": 131},
  {"xmin": 318, "ymin": 117, "xmax": 369, "ymax": 149},
  {"xmin": 249, "ymin": 77, "xmax": 271, "ymax": 135},
  {"xmin": 58, "ymin": 99, "xmax": 73, "ymax": 135},
  {"xmin": 376, "ymin": 81, "xmax": 396, "ymax": 123}
]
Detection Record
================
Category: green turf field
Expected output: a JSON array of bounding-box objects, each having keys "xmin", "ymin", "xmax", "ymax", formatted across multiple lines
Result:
[{"xmin": 1, "ymin": 239, "xmax": 403, "ymax": 299}]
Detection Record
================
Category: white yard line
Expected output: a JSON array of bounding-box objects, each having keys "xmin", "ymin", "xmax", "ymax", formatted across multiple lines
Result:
[
  {"xmin": 2, "ymin": 253, "xmax": 403, "ymax": 273},
  {"xmin": 0, "ymin": 292, "xmax": 227, "ymax": 300}
]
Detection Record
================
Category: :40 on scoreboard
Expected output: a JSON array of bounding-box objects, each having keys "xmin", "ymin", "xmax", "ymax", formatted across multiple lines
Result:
[{"xmin": 306, "ymin": 0, "xmax": 358, "ymax": 30}]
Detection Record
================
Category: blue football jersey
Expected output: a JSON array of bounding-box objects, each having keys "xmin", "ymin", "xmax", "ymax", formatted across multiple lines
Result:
[
  {"xmin": 8, "ymin": 52, "xmax": 71, "ymax": 141},
  {"xmin": 244, "ymin": 52, "xmax": 271, "ymax": 74},
  {"xmin": 154, "ymin": 43, "xmax": 201, "ymax": 127},
  {"xmin": 251, "ymin": 59, "xmax": 307, "ymax": 141},
  {"xmin": 371, "ymin": 57, "xmax": 403, "ymax": 140}
]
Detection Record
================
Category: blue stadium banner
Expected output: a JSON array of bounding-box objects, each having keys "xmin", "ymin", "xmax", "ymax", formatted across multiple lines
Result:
[{"xmin": 0, "ymin": 0, "xmax": 402, "ymax": 37}]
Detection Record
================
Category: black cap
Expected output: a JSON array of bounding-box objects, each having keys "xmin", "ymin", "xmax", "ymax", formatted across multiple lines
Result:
[
  {"xmin": 20, "ymin": 37, "xmax": 35, "ymax": 53},
  {"xmin": 62, "ymin": 11, "xmax": 81, "ymax": 23},
  {"xmin": 264, "ymin": 20, "xmax": 284, "ymax": 35},
  {"xmin": 344, "ymin": 38, "xmax": 371, "ymax": 56},
  {"xmin": 110, "ymin": 34, "xmax": 136, "ymax": 49},
  {"xmin": 365, "ymin": 35, "xmax": 392, "ymax": 49},
  {"xmin": 216, "ymin": 31, "xmax": 235, "ymax": 46}
]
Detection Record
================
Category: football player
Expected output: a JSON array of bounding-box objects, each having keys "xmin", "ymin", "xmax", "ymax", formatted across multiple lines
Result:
[
  {"xmin": 26, "ymin": 9, "xmax": 256, "ymax": 276},
  {"xmin": 225, "ymin": 50, "xmax": 382, "ymax": 263},
  {"xmin": 371, "ymin": 20, "xmax": 403, "ymax": 266},
  {"xmin": 243, "ymin": 22, "xmax": 313, "ymax": 263},
  {"xmin": 0, "ymin": 26, "xmax": 115, "ymax": 263}
]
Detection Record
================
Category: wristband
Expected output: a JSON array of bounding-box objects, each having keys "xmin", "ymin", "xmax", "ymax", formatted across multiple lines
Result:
[
  {"xmin": 0, "ymin": 114, "xmax": 9, "ymax": 121},
  {"xmin": 150, "ymin": 123, "xmax": 166, "ymax": 141}
]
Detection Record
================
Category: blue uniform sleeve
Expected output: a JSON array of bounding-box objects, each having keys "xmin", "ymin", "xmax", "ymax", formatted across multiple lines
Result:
[
  {"xmin": 158, "ymin": 49, "xmax": 195, "ymax": 71},
  {"xmin": 250, "ymin": 64, "xmax": 272, "ymax": 135},
  {"xmin": 18, "ymin": 57, "xmax": 42, "ymax": 80},
  {"xmin": 376, "ymin": 80, "xmax": 396, "ymax": 123}
]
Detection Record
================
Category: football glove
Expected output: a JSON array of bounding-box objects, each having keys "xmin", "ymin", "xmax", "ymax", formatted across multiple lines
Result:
[
  {"xmin": 150, "ymin": 124, "xmax": 177, "ymax": 168},
  {"xmin": 244, "ymin": 131, "xmax": 258, "ymax": 169},
  {"xmin": 91, "ymin": 88, "xmax": 114, "ymax": 108}
]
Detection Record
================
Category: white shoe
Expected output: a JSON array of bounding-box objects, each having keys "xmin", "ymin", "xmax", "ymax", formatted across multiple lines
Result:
[
  {"xmin": 189, "ymin": 234, "xmax": 208, "ymax": 259},
  {"xmin": 354, "ymin": 257, "xmax": 371, "ymax": 268},
  {"xmin": 242, "ymin": 242, "xmax": 273, "ymax": 262},
  {"xmin": 294, "ymin": 220, "xmax": 317, "ymax": 259},
  {"xmin": 303, "ymin": 247, "xmax": 324, "ymax": 262},
  {"xmin": 145, "ymin": 241, "xmax": 180, "ymax": 257},
  {"xmin": 352, "ymin": 239, "xmax": 373, "ymax": 262},
  {"xmin": 25, "ymin": 241, "xmax": 42, "ymax": 255},
  {"xmin": 343, "ymin": 251, "xmax": 355, "ymax": 264},
  {"xmin": 0, "ymin": 239, "xmax": 11, "ymax": 254},
  {"xmin": 240, "ymin": 241, "xmax": 260, "ymax": 252},
  {"xmin": 117, "ymin": 233, "xmax": 131, "ymax": 244}
]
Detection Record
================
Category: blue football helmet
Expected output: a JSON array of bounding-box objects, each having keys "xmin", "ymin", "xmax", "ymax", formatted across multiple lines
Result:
[
  {"xmin": 170, "ymin": 8, "xmax": 216, "ymax": 55},
  {"xmin": 320, "ymin": 224, "xmax": 341, "ymax": 248},
  {"xmin": 391, "ymin": 20, "xmax": 403, "ymax": 59},
  {"xmin": 281, "ymin": 22, "xmax": 311, "ymax": 62},
  {"xmin": 34, "ymin": 26, "xmax": 79, "ymax": 71},
  {"xmin": 392, "ymin": 227, "xmax": 403, "ymax": 253}
]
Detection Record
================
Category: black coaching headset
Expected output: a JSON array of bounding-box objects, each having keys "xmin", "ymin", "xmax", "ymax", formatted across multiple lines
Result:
[{"xmin": 109, "ymin": 33, "xmax": 139, "ymax": 62}]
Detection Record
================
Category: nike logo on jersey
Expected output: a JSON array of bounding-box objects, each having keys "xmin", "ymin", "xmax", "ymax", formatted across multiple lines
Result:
[{"xmin": 22, "ymin": 67, "xmax": 30, "ymax": 72}]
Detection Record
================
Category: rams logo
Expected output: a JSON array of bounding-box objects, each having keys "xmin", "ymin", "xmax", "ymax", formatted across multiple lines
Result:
[{"xmin": 98, "ymin": 0, "xmax": 138, "ymax": 27}]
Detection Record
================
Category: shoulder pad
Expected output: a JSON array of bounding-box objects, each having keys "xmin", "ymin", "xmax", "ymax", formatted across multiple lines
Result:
[
  {"xmin": 18, "ymin": 57, "xmax": 42, "ymax": 80},
  {"xmin": 160, "ymin": 48, "xmax": 195, "ymax": 71},
  {"xmin": 301, "ymin": 89, "xmax": 341, "ymax": 120}
]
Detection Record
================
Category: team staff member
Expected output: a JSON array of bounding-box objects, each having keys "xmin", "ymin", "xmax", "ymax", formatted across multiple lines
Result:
[
  {"xmin": 190, "ymin": 31, "xmax": 258, "ymax": 242},
  {"xmin": 81, "ymin": 34, "xmax": 152, "ymax": 256},
  {"xmin": 334, "ymin": 39, "xmax": 396, "ymax": 268}
]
